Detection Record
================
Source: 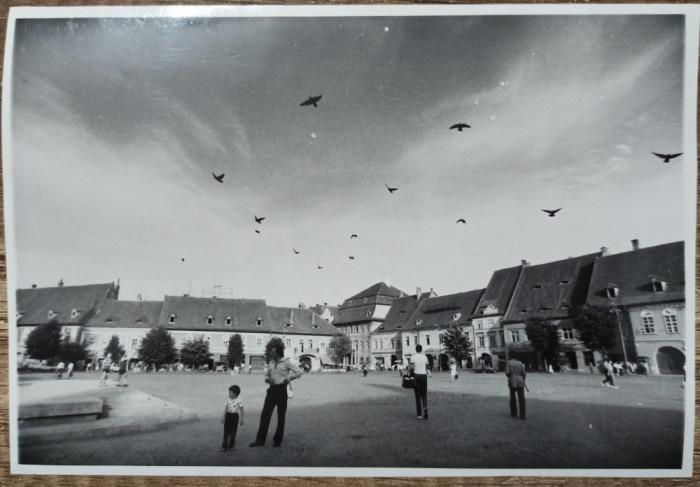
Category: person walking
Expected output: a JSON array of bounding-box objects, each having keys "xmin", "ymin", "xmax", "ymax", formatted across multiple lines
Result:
[
  {"xmin": 450, "ymin": 360, "xmax": 458, "ymax": 381},
  {"xmin": 410, "ymin": 345, "xmax": 431, "ymax": 420},
  {"xmin": 506, "ymin": 355, "xmax": 527, "ymax": 420},
  {"xmin": 249, "ymin": 338, "xmax": 302, "ymax": 448},
  {"xmin": 117, "ymin": 353, "xmax": 129, "ymax": 387},
  {"xmin": 221, "ymin": 384, "xmax": 244, "ymax": 451},
  {"xmin": 56, "ymin": 361, "xmax": 65, "ymax": 379},
  {"xmin": 601, "ymin": 359, "xmax": 618, "ymax": 388},
  {"xmin": 66, "ymin": 362, "xmax": 74, "ymax": 379},
  {"xmin": 98, "ymin": 355, "xmax": 112, "ymax": 387}
]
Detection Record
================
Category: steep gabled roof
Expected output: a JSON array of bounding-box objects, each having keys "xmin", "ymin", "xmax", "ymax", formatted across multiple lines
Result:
[
  {"xmin": 473, "ymin": 265, "xmax": 522, "ymax": 317},
  {"xmin": 87, "ymin": 300, "xmax": 163, "ymax": 328},
  {"xmin": 587, "ymin": 241, "xmax": 685, "ymax": 308},
  {"xmin": 345, "ymin": 282, "xmax": 407, "ymax": 301},
  {"xmin": 407, "ymin": 289, "xmax": 485, "ymax": 331},
  {"xmin": 16, "ymin": 283, "xmax": 118, "ymax": 326},
  {"xmin": 503, "ymin": 253, "xmax": 598, "ymax": 323},
  {"xmin": 334, "ymin": 303, "xmax": 378, "ymax": 326},
  {"xmin": 376, "ymin": 293, "xmax": 431, "ymax": 333},
  {"xmin": 267, "ymin": 307, "xmax": 341, "ymax": 336},
  {"xmin": 158, "ymin": 296, "xmax": 271, "ymax": 332}
]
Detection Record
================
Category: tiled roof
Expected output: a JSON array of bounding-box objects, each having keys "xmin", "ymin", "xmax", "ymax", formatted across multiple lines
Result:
[
  {"xmin": 406, "ymin": 289, "xmax": 485, "ymax": 331},
  {"xmin": 267, "ymin": 307, "xmax": 341, "ymax": 336},
  {"xmin": 376, "ymin": 293, "xmax": 430, "ymax": 333},
  {"xmin": 345, "ymin": 282, "xmax": 407, "ymax": 301},
  {"xmin": 334, "ymin": 303, "xmax": 377, "ymax": 326},
  {"xmin": 87, "ymin": 300, "xmax": 163, "ymax": 328},
  {"xmin": 16, "ymin": 283, "xmax": 118, "ymax": 326},
  {"xmin": 587, "ymin": 241, "xmax": 685, "ymax": 307},
  {"xmin": 474, "ymin": 266, "xmax": 522, "ymax": 317},
  {"xmin": 503, "ymin": 253, "xmax": 599, "ymax": 323},
  {"xmin": 158, "ymin": 296, "xmax": 271, "ymax": 332},
  {"xmin": 156, "ymin": 296, "xmax": 339, "ymax": 336}
]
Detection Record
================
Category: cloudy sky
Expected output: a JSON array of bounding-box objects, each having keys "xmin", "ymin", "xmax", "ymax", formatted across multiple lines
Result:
[{"xmin": 5, "ymin": 8, "xmax": 695, "ymax": 308}]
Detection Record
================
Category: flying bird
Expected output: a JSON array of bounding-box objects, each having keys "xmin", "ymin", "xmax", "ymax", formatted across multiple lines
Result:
[
  {"xmin": 456, "ymin": 219, "xmax": 467, "ymax": 224},
  {"xmin": 318, "ymin": 265, "xmax": 323, "ymax": 269},
  {"xmin": 212, "ymin": 173, "xmax": 225, "ymax": 183},
  {"xmin": 385, "ymin": 183, "xmax": 398, "ymax": 193},
  {"xmin": 293, "ymin": 249, "xmax": 300, "ymax": 254},
  {"xmin": 351, "ymin": 234, "xmax": 358, "ymax": 239},
  {"xmin": 542, "ymin": 208, "xmax": 562, "ymax": 217},
  {"xmin": 652, "ymin": 152, "xmax": 683, "ymax": 163},
  {"xmin": 349, "ymin": 256, "xmax": 355, "ymax": 260},
  {"xmin": 255, "ymin": 230, "xmax": 261, "ymax": 234},
  {"xmin": 300, "ymin": 95, "xmax": 322, "ymax": 107},
  {"xmin": 450, "ymin": 123, "xmax": 471, "ymax": 132},
  {"xmin": 181, "ymin": 258, "xmax": 185, "ymax": 262},
  {"xmin": 255, "ymin": 216, "xmax": 265, "ymax": 224}
]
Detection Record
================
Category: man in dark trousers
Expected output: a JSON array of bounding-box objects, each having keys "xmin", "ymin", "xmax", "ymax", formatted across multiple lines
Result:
[{"xmin": 506, "ymin": 355, "xmax": 527, "ymax": 420}]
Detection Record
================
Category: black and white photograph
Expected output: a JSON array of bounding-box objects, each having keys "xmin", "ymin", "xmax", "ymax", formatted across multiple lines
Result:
[{"xmin": 3, "ymin": 4, "xmax": 698, "ymax": 477}]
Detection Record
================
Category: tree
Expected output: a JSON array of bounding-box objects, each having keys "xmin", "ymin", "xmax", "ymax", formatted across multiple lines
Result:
[
  {"xmin": 61, "ymin": 340, "xmax": 89, "ymax": 363},
  {"xmin": 524, "ymin": 317, "xmax": 560, "ymax": 371},
  {"xmin": 227, "ymin": 334, "xmax": 244, "ymax": 368},
  {"xmin": 180, "ymin": 337, "xmax": 212, "ymax": 369},
  {"xmin": 441, "ymin": 323, "xmax": 474, "ymax": 366},
  {"xmin": 327, "ymin": 335, "xmax": 352, "ymax": 369},
  {"xmin": 104, "ymin": 335, "xmax": 124, "ymax": 361},
  {"xmin": 572, "ymin": 305, "xmax": 618, "ymax": 358},
  {"xmin": 24, "ymin": 320, "xmax": 63, "ymax": 363},
  {"xmin": 138, "ymin": 327, "xmax": 176, "ymax": 370}
]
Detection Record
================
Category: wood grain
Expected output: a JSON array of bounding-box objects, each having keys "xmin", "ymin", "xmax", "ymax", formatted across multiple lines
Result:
[{"xmin": 0, "ymin": 1, "xmax": 697, "ymax": 485}]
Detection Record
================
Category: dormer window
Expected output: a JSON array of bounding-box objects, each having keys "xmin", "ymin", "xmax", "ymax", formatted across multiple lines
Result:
[
  {"xmin": 206, "ymin": 315, "xmax": 214, "ymax": 325},
  {"xmin": 482, "ymin": 304, "xmax": 497, "ymax": 315},
  {"xmin": 256, "ymin": 317, "xmax": 263, "ymax": 326},
  {"xmin": 651, "ymin": 277, "xmax": 667, "ymax": 293},
  {"xmin": 558, "ymin": 280, "xmax": 572, "ymax": 285},
  {"xmin": 519, "ymin": 309, "xmax": 528, "ymax": 314},
  {"xmin": 453, "ymin": 312, "xmax": 462, "ymax": 321},
  {"xmin": 169, "ymin": 314, "xmax": 176, "ymax": 324},
  {"xmin": 334, "ymin": 315, "xmax": 340, "ymax": 321},
  {"xmin": 285, "ymin": 322, "xmax": 293, "ymax": 328},
  {"xmin": 363, "ymin": 298, "xmax": 368, "ymax": 303},
  {"xmin": 71, "ymin": 309, "xmax": 81, "ymax": 318},
  {"xmin": 48, "ymin": 310, "xmax": 57, "ymax": 319},
  {"xmin": 532, "ymin": 284, "xmax": 544, "ymax": 289},
  {"xmin": 366, "ymin": 310, "xmax": 372, "ymax": 317},
  {"xmin": 605, "ymin": 284, "xmax": 619, "ymax": 299},
  {"xmin": 225, "ymin": 316, "xmax": 232, "ymax": 326},
  {"xmin": 416, "ymin": 319, "xmax": 423, "ymax": 326}
]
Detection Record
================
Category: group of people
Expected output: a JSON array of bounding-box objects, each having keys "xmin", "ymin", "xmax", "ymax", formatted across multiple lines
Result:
[
  {"xmin": 220, "ymin": 339, "xmax": 303, "ymax": 452},
  {"xmin": 402, "ymin": 346, "xmax": 528, "ymax": 421},
  {"xmin": 98, "ymin": 353, "xmax": 129, "ymax": 388},
  {"xmin": 55, "ymin": 361, "xmax": 74, "ymax": 379}
]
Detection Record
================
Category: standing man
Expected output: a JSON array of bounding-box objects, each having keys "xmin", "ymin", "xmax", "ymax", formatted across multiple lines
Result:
[
  {"xmin": 249, "ymin": 338, "xmax": 302, "ymax": 448},
  {"xmin": 117, "ymin": 353, "xmax": 129, "ymax": 387},
  {"xmin": 410, "ymin": 345, "xmax": 431, "ymax": 420},
  {"xmin": 506, "ymin": 355, "xmax": 527, "ymax": 420}
]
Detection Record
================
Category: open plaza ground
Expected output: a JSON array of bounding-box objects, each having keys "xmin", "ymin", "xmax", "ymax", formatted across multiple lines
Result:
[{"xmin": 17, "ymin": 368, "xmax": 686, "ymax": 470}]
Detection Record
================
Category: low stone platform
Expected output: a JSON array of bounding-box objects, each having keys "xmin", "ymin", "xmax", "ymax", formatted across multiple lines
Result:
[{"xmin": 17, "ymin": 378, "xmax": 199, "ymax": 446}]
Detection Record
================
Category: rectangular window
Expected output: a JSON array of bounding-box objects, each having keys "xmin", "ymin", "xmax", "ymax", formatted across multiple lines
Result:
[
  {"xmin": 477, "ymin": 333, "xmax": 485, "ymax": 348},
  {"xmin": 131, "ymin": 338, "xmax": 138, "ymax": 349},
  {"xmin": 321, "ymin": 342, "xmax": 325, "ymax": 349},
  {"xmin": 477, "ymin": 321, "xmax": 482, "ymax": 330},
  {"xmin": 308, "ymin": 339, "xmax": 313, "ymax": 349},
  {"xmin": 426, "ymin": 335, "xmax": 430, "ymax": 346},
  {"xmin": 380, "ymin": 340, "xmax": 383, "ymax": 350},
  {"xmin": 510, "ymin": 330, "xmax": 520, "ymax": 343},
  {"xmin": 488, "ymin": 334, "xmax": 495, "ymax": 347},
  {"xmin": 101, "ymin": 337, "xmax": 109, "ymax": 346},
  {"xmin": 256, "ymin": 337, "xmax": 263, "ymax": 348},
  {"xmin": 299, "ymin": 340, "xmax": 304, "ymax": 353},
  {"xmin": 222, "ymin": 339, "xmax": 229, "ymax": 349},
  {"xmin": 487, "ymin": 319, "xmax": 494, "ymax": 328},
  {"xmin": 664, "ymin": 315, "xmax": 679, "ymax": 334},
  {"xmin": 285, "ymin": 338, "xmax": 291, "ymax": 349},
  {"xmin": 562, "ymin": 327, "xmax": 574, "ymax": 340},
  {"xmin": 406, "ymin": 337, "xmax": 410, "ymax": 346},
  {"xmin": 642, "ymin": 316, "xmax": 656, "ymax": 334}
]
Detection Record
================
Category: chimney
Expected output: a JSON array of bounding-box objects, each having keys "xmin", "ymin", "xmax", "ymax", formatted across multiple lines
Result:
[
  {"xmin": 632, "ymin": 239, "xmax": 639, "ymax": 251},
  {"xmin": 521, "ymin": 260, "xmax": 529, "ymax": 267},
  {"xmin": 31, "ymin": 284, "xmax": 37, "ymax": 289},
  {"xmin": 312, "ymin": 313, "xmax": 315, "ymax": 325},
  {"xmin": 600, "ymin": 247, "xmax": 609, "ymax": 257},
  {"xmin": 58, "ymin": 279, "xmax": 64, "ymax": 287},
  {"xmin": 416, "ymin": 287, "xmax": 422, "ymax": 297},
  {"xmin": 289, "ymin": 309, "xmax": 294, "ymax": 324}
]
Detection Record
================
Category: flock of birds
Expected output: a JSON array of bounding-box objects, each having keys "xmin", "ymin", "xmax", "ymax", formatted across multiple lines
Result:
[{"xmin": 196, "ymin": 94, "xmax": 683, "ymax": 272}]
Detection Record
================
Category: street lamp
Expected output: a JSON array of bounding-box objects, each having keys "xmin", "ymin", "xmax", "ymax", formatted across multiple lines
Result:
[{"xmin": 608, "ymin": 298, "xmax": 629, "ymax": 364}]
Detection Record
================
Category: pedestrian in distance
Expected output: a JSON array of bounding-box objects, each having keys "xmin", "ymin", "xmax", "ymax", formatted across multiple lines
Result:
[
  {"xmin": 450, "ymin": 360, "xmax": 458, "ymax": 381},
  {"xmin": 363, "ymin": 365, "xmax": 368, "ymax": 377},
  {"xmin": 98, "ymin": 355, "xmax": 112, "ymax": 387},
  {"xmin": 600, "ymin": 359, "xmax": 618, "ymax": 388},
  {"xmin": 66, "ymin": 361, "xmax": 74, "ymax": 379},
  {"xmin": 506, "ymin": 355, "xmax": 527, "ymax": 420},
  {"xmin": 221, "ymin": 384, "xmax": 244, "ymax": 451},
  {"xmin": 249, "ymin": 338, "xmax": 302, "ymax": 448},
  {"xmin": 117, "ymin": 353, "xmax": 129, "ymax": 387},
  {"xmin": 410, "ymin": 345, "xmax": 431, "ymax": 420},
  {"xmin": 56, "ymin": 361, "xmax": 65, "ymax": 379}
]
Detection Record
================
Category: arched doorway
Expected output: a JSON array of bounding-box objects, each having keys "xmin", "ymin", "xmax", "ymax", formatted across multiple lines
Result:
[
  {"xmin": 656, "ymin": 347, "xmax": 684, "ymax": 375},
  {"xmin": 439, "ymin": 354, "xmax": 450, "ymax": 371}
]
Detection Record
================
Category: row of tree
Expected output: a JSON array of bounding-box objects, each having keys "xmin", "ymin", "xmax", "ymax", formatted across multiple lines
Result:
[{"xmin": 23, "ymin": 305, "xmax": 618, "ymax": 370}]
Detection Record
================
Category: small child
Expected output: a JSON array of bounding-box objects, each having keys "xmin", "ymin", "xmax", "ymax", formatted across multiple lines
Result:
[{"xmin": 221, "ymin": 385, "xmax": 244, "ymax": 451}]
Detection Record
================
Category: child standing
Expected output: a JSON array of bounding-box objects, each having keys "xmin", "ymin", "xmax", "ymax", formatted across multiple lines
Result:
[{"xmin": 221, "ymin": 385, "xmax": 244, "ymax": 451}]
